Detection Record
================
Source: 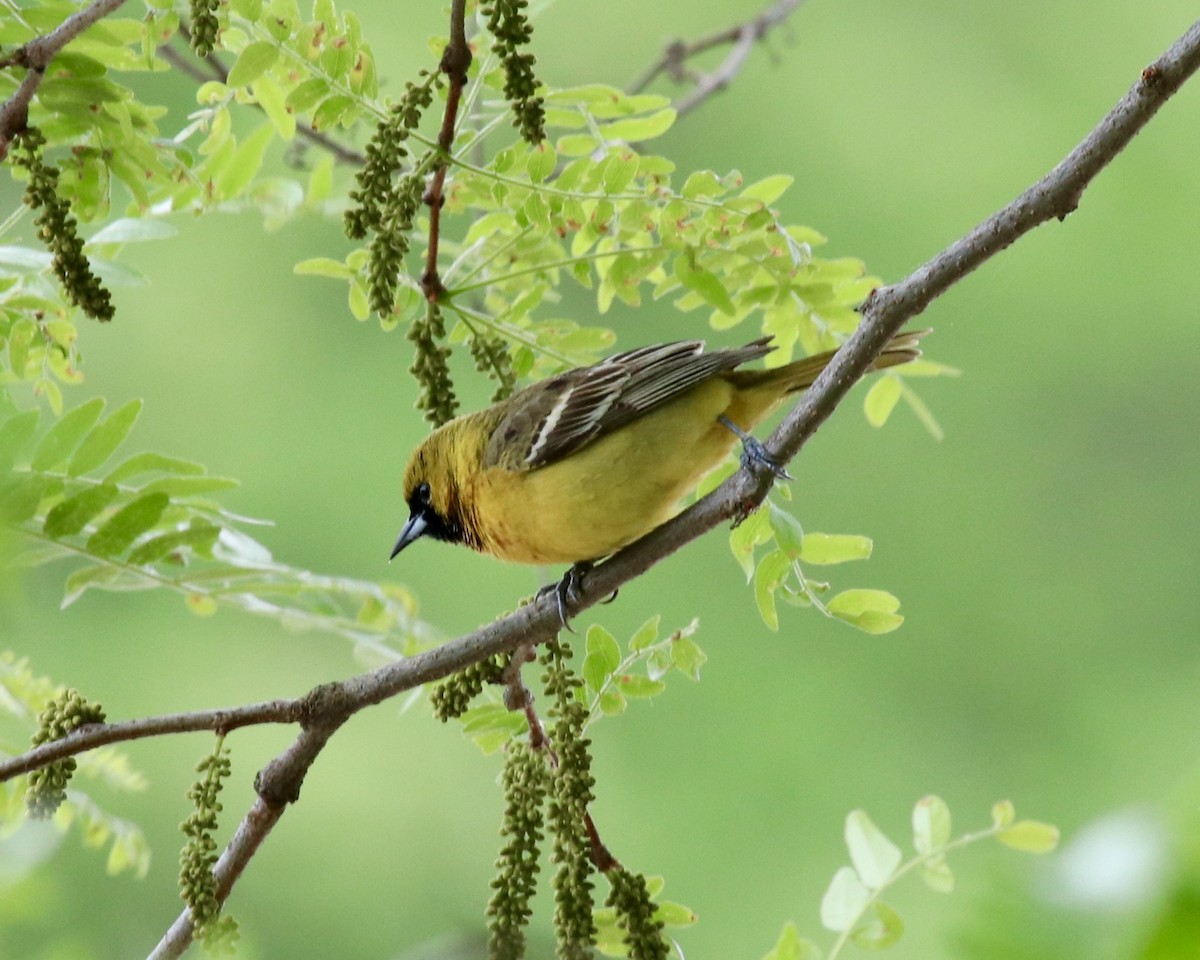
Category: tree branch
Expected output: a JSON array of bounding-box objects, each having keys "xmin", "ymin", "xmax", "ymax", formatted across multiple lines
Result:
[
  {"xmin": 420, "ymin": 0, "xmax": 472, "ymax": 302},
  {"xmin": 0, "ymin": 699, "xmax": 303, "ymax": 781},
  {"xmin": 0, "ymin": 17, "xmax": 1190, "ymax": 959},
  {"xmin": 0, "ymin": 0, "xmax": 130, "ymax": 159},
  {"xmin": 628, "ymin": 0, "xmax": 803, "ymax": 116}
]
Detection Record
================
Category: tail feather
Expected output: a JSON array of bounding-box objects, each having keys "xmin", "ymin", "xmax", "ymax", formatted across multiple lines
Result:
[{"xmin": 730, "ymin": 328, "xmax": 928, "ymax": 394}]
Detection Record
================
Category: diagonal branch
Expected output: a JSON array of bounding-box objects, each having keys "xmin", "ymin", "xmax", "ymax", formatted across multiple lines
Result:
[
  {"xmin": 1, "ymin": 17, "xmax": 1192, "ymax": 960},
  {"xmin": 628, "ymin": 0, "xmax": 804, "ymax": 116}
]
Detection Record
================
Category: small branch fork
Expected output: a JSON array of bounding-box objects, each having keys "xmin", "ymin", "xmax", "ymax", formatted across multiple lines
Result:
[
  {"xmin": 628, "ymin": 0, "xmax": 804, "ymax": 117},
  {"xmin": 0, "ymin": 0, "xmax": 130, "ymax": 160},
  {"xmin": 0, "ymin": 16, "xmax": 1196, "ymax": 960},
  {"xmin": 420, "ymin": 0, "xmax": 472, "ymax": 303}
]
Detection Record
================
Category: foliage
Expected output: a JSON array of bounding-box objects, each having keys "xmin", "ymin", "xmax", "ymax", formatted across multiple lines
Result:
[
  {"xmin": 0, "ymin": 652, "xmax": 149, "ymax": 876},
  {"xmin": 762, "ymin": 797, "xmax": 1059, "ymax": 960}
]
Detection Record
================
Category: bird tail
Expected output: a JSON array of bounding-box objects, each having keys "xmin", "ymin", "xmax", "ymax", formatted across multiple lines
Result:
[{"xmin": 730, "ymin": 328, "xmax": 928, "ymax": 394}]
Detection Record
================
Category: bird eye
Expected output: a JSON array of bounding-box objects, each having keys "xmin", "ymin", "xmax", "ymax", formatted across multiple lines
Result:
[{"xmin": 415, "ymin": 482, "xmax": 431, "ymax": 505}]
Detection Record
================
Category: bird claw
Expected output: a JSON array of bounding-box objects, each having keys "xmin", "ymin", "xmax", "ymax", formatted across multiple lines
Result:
[
  {"xmin": 718, "ymin": 415, "xmax": 792, "ymax": 481},
  {"xmin": 537, "ymin": 561, "xmax": 594, "ymax": 632}
]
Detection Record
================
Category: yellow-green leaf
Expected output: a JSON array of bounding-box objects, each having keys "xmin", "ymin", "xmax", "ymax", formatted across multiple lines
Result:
[
  {"xmin": 864, "ymin": 376, "xmax": 902, "ymax": 427},
  {"xmin": 997, "ymin": 820, "xmax": 1060, "ymax": 853},
  {"xmin": 226, "ymin": 41, "xmax": 279, "ymax": 88}
]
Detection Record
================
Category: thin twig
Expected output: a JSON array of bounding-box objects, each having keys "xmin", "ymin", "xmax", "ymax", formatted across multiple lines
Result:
[
  {"xmin": 0, "ymin": 700, "xmax": 303, "ymax": 781},
  {"xmin": 421, "ymin": 0, "xmax": 472, "ymax": 302},
  {"xmin": 0, "ymin": 0, "xmax": 130, "ymax": 159},
  {"xmin": 159, "ymin": 36, "xmax": 367, "ymax": 166},
  {"xmin": 628, "ymin": 0, "xmax": 803, "ymax": 116}
]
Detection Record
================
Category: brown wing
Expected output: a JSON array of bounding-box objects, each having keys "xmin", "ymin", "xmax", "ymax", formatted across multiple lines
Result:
[{"xmin": 483, "ymin": 338, "xmax": 775, "ymax": 471}]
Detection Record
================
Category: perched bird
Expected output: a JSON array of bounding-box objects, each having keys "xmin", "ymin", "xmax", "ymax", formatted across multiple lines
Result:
[{"xmin": 390, "ymin": 330, "xmax": 925, "ymax": 574}]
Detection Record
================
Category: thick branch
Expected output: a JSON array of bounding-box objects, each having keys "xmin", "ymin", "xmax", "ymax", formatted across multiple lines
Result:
[
  {"xmin": 0, "ymin": 0, "xmax": 130, "ymax": 158},
  {"xmin": 628, "ymin": 0, "xmax": 803, "ymax": 116}
]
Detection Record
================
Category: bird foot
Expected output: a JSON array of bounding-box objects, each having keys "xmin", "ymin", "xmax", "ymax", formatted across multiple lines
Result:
[
  {"xmin": 718, "ymin": 416, "xmax": 792, "ymax": 481},
  {"xmin": 537, "ymin": 560, "xmax": 595, "ymax": 632}
]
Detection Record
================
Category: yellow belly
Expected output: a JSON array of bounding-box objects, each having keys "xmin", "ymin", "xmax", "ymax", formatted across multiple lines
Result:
[{"xmin": 469, "ymin": 379, "xmax": 765, "ymax": 564}]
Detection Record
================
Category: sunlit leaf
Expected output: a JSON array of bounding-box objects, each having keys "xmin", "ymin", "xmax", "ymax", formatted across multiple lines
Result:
[
  {"xmin": 997, "ymin": 820, "xmax": 1060, "ymax": 853},
  {"xmin": 820, "ymin": 866, "xmax": 869, "ymax": 933},
  {"xmin": 32, "ymin": 398, "xmax": 105, "ymax": 471},
  {"xmin": 761, "ymin": 922, "xmax": 822, "ymax": 960},
  {"xmin": 845, "ymin": 810, "xmax": 902, "ymax": 888},
  {"xmin": 68, "ymin": 399, "xmax": 142, "ymax": 477},
  {"xmin": 912, "ymin": 794, "xmax": 951, "ymax": 856}
]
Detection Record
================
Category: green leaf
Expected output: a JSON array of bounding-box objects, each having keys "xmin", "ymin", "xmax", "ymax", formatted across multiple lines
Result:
[
  {"xmin": 754, "ymin": 548, "xmax": 791, "ymax": 631},
  {"xmin": 598, "ymin": 688, "xmax": 626, "ymax": 716},
  {"xmin": 670, "ymin": 628, "xmax": 706, "ymax": 680},
  {"xmin": 294, "ymin": 257, "xmax": 354, "ymax": 279},
  {"xmin": 681, "ymin": 170, "xmax": 722, "ymax": 199},
  {"xmin": 850, "ymin": 900, "xmax": 904, "ymax": 950},
  {"xmin": 845, "ymin": 810, "xmax": 902, "ymax": 888},
  {"xmin": 652, "ymin": 899, "xmax": 696, "ymax": 928},
  {"xmin": 820, "ymin": 866, "xmax": 869, "ymax": 933},
  {"xmin": 86, "ymin": 492, "xmax": 169, "ymax": 558},
  {"xmin": 556, "ymin": 133, "xmax": 600, "ymax": 157},
  {"xmin": 226, "ymin": 40, "xmax": 279, "ymax": 88},
  {"xmin": 601, "ymin": 108, "xmax": 676, "ymax": 142},
  {"xmin": 253, "ymin": 73, "xmax": 295, "ymax": 139},
  {"xmin": 740, "ymin": 174, "xmax": 793, "ymax": 205},
  {"xmin": 997, "ymin": 820, "xmax": 1060, "ymax": 853},
  {"xmin": 285, "ymin": 77, "xmax": 330, "ymax": 114},
  {"xmin": 32, "ymin": 398, "xmax": 105, "ymax": 471},
  {"xmin": 601, "ymin": 150, "xmax": 638, "ymax": 194},
  {"xmin": 912, "ymin": 794, "xmax": 951, "ymax": 856},
  {"xmin": 762, "ymin": 922, "xmax": 822, "ymax": 960},
  {"xmin": 127, "ymin": 521, "xmax": 220, "ymax": 564},
  {"xmin": 766, "ymin": 502, "xmax": 804, "ymax": 557},
  {"xmin": 104, "ymin": 453, "xmax": 204, "ymax": 484},
  {"xmin": 68, "ymin": 399, "xmax": 142, "ymax": 477},
  {"xmin": 729, "ymin": 506, "xmax": 770, "ymax": 579},
  {"xmin": 138, "ymin": 475, "xmax": 238, "ymax": 496},
  {"xmin": 628, "ymin": 615, "xmax": 660, "ymax": 651},
  {"xmin": 62, "ymin": 563, "xmax": 124, "ymax": 608},
  {"xmin": 991, "ymin": 800, "xmax": 1015, "ymax": 829},
  {"xmin": 0, "ymin": 475, "xmax": 54, "ymax": 523},
  {"xmin": 616, "ymin": 674, "xmax": 666, "ymax": 698},
  {"xmin": 185, "ymin": 593, "xmax": 219, "ymax": 617},
  {"xmin": 583, "ymin": 624, "xmax": 621, "ymax": 692},
  {"xmin": 0, "ymin": 409, "xmax": 39, "ymax": 472},
  {"xmin": 920, "ymin": 856, "xmax": 955, "ymax": 893},
  {"xmin": 215, "ymin": 123, "xmax": 275, "ymax": 199},
  {"xmin": 526, "ymin": 141, "xmax": 556, "ymax": 183},
  {"xmin": 43, "ymin": 484, "xmax": 119, "ymax": 537},
  {"xmin": 864, "ymin": 376, "xmax": 902, "ymax": 427},
  {"xmin": 87, "ymin": 218, "xmax": 178, "ymax": 245},
  {"xmin": 827, "ymin": 589, "xmax": 903, "ymax": 634},
  {"xmin": 675, "ymin": 253, "xmax": 735, "ymax": 315},
  {"xmin": 799, "ymin": 533, "xmax": 873, "ymax": 565}
]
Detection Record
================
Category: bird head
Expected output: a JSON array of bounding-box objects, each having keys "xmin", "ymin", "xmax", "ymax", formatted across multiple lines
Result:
[{"xmin": 390, "ymin": 429, "xmax": 471, "ymax": 559}]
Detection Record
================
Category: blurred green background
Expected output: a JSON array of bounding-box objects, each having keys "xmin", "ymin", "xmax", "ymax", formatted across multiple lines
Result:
[{"xmin": 4, "ymin": 0, "xmax": 1200, "ymax": 958}]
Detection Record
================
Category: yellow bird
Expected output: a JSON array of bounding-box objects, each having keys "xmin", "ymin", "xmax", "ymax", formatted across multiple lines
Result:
[{"xmin": 391, "ymin": 331, "xmax": 924, "ymax": 573}]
